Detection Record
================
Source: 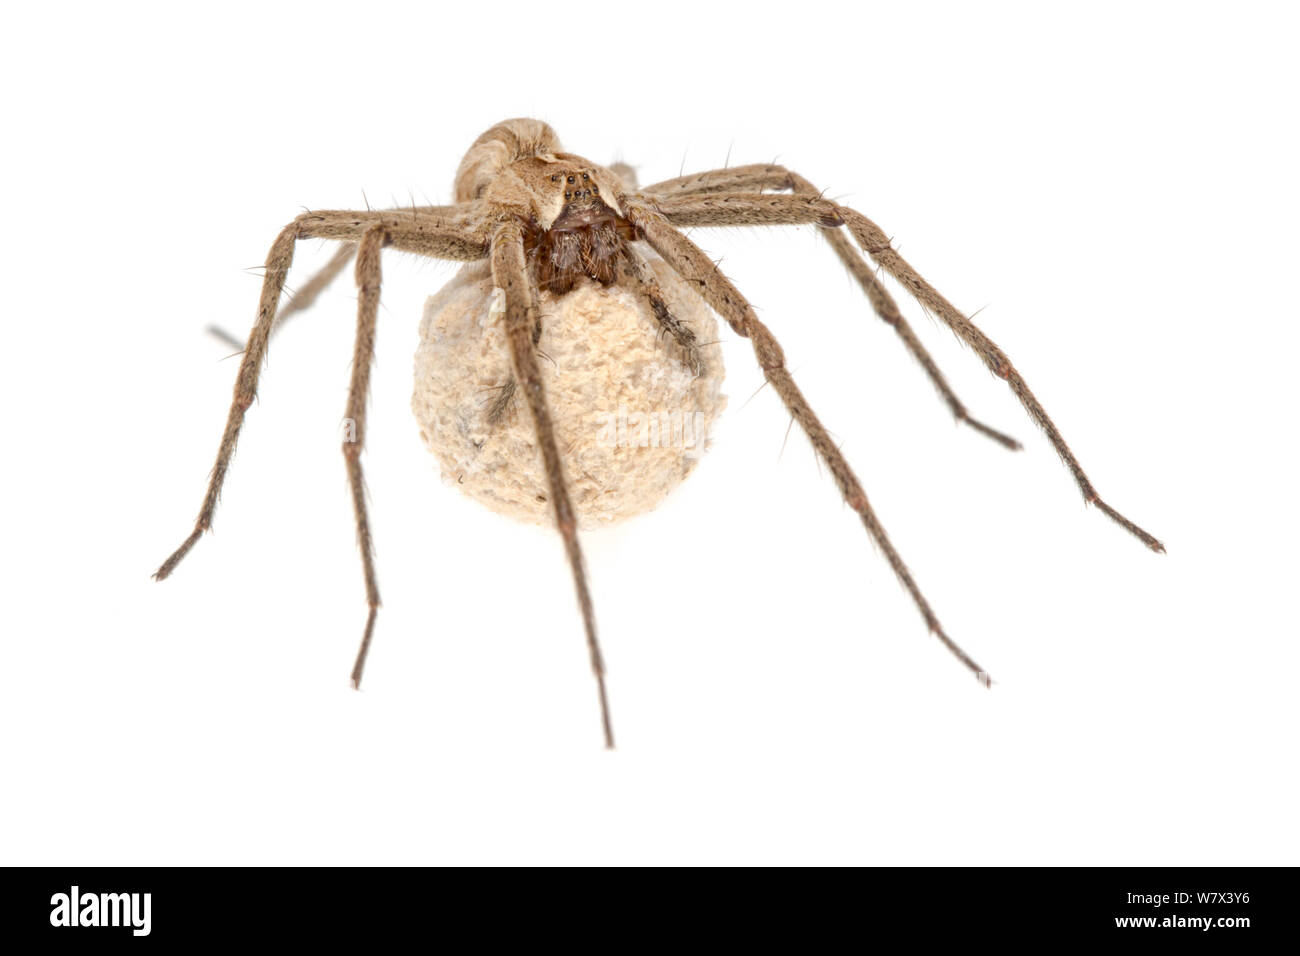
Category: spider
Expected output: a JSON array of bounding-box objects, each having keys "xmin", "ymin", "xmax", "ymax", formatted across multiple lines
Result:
[{"xmin": 155, "ymin": 118, "xmax": 1163, "ymax": 748}]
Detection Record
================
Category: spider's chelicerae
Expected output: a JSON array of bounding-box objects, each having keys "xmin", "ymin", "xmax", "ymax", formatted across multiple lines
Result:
[{"xmin": 156, "ymin": 118, "xmax": 1163, "ymax": 748}]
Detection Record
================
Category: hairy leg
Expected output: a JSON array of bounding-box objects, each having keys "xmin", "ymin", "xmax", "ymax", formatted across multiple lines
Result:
[
  {"xmin": 345, "ymin": 226, "xmax": 386, "ymax": 688},
  {"xmin": 208, "ymin": 203, "xmax": 482, "ymax": 349},
  {"xmin": 155, "ymin": 207, "xmax": 487, "ymax": 581},
  {"xmin": 622, "ymin": 197, "xmax": 991, "ymax": 683},
  {"xmin": 294, "ymin": 205, "xmax": 491, "ymax": 259},
  {"xmin": 208, "ymin": 242, "xmax": 358, "ymax": 350},
  {"xmin": 642, "ymin": 166, "xmax": 1019, "ymax": 449},
  {"xmin": 154, "ymin": 222, "xmax": 299, "ymax": 579},
  {"xmin": 648, "ymin": 190, "xmax": 1164, "ymax": 553},
  {"xmin": 492, "ymin": 223, "xmax": 616, "ymax": 747},
  {"xmin": 620, "ymin": 246, "xmax": 704, "ymax": 375}
]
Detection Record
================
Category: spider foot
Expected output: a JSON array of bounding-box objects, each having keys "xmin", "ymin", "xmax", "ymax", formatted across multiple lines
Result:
[
  {"xmin": 931, "ymin": 624, "xmax": 991, "ymax": 687},
  {"xmin": 959, "ymin": 413, "xmax": 1022, "ymax": 451},
  {"xmin": 350, "ymin": 606, "xmax": 379, "ymax": 689},
  {"xmin": 1091, "ymin": 498, "xmax": 1165, "ymax": 554},
  {"xmin": 152, "ymin": 528, "xmax": 205, "ymax": 581}
]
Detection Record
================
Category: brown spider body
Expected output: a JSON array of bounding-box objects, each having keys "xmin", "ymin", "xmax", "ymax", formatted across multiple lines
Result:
[
  {"xmin": 524, "ymin": 201, "xmax": 637, "ymax": 295},
  {"xmin": 157, "ymin": 118, "xmax": 1163, "ymax": 749},
  {"xmin": 475, "ymin": 150, "xmax": 639, "ymax": 295}
]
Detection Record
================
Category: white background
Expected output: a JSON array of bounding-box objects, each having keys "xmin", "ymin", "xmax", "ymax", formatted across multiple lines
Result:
[{"xmin": 2, "ymin": 1, "xmax": 1296, "ymax": 866}]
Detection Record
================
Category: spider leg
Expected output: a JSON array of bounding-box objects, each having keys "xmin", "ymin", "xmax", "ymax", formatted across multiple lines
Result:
[
  {"xmin": 622, "ymin": 197, "xmax": 991, "ymax": 684},
  {"xmin": 206, "ymin": 201, "xmax": 473, "ymax": 351},
  {"xmin": 207, "ymin": 242, "xmax": 358, "ymax": 350},
  {"xmin": 153, "ymin": 222, "xmax": 299, "ymax": 580},
  {"xmin": 276, "ymin": 242, "xmax": 358, "ymax": 331},
  {"xmin": 295, "ymin": 206, "xmax": 490, "ymax": 259},
  {"xmin": 492, "ymin": 223, "xmax": 616, "ymax": 748},
  {"xmin": 619, "ymin": 247, "xmax": 704, "ymax": 375},
  {"xmin": 641, "ymin": 166, "xmax": 1019, "ymax": 449},
  {"xmin": 345, "ymin": 226, "xmax": 386, "ymax": 687},
  {"xmin": 648, "ymin": 191, "xmax": 1165, "ymax": 554},
  {"xmin": 155, "ymin": 207, "xmax": 488, "ymax": 576}
]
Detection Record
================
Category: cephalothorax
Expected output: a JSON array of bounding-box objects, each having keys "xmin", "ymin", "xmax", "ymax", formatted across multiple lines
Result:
[{"xmin": 156, "ymin": 118, "xmax": 1164, "ymax": 748}]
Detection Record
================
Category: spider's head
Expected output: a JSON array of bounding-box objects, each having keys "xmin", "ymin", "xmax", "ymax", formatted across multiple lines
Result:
[
  {"xmin": 497, "ymin": 155, "xmax": 637, "ymax": 295},
  {"xmin": 483, "ymin": 154, "xmax": 628, "ymax": 231}
]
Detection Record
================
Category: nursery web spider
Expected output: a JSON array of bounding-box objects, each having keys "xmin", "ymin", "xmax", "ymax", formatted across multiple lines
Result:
[{"xmin": 156, "ymin": 118, "xmax": 1163, "ymax": 748}]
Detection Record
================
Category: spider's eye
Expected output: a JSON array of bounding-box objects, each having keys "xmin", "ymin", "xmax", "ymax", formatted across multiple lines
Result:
[
  {"xmin": 567, "ymin": 175, "xmax": 575, "ymax": 184},
  {"xmin": 582, "ymin": 172, "xmax": 589, "ymax": 180},
  {"xmin": 551, "ymin": 174, "xmax": 559, "ymax": 182}
]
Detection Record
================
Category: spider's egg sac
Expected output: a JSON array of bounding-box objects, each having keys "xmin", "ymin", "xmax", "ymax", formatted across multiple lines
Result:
[{"xmin": 412, "ymin": 255, "xmax": 726, "ymax": 528}]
